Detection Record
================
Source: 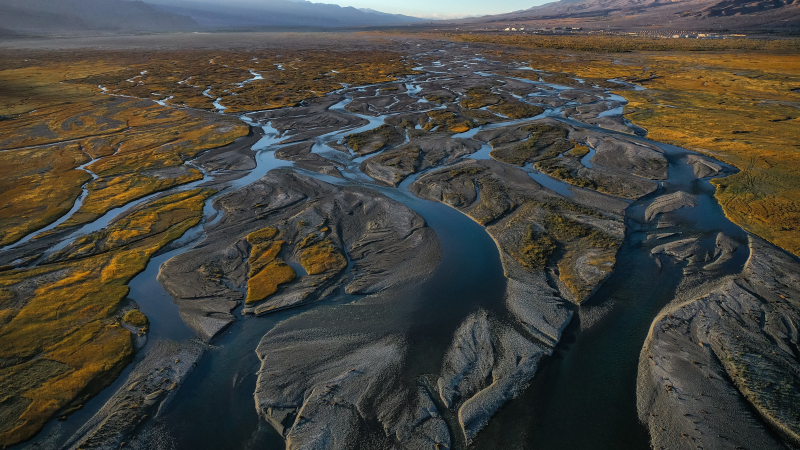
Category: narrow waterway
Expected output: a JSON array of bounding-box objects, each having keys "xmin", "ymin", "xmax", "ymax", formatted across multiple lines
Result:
[
  {"xmin": 471, "ymin": 131, "xmax": 749, "ymax": 450},
  {"xmin": 11, "ymin": 48, "xmax": 757, "ymax": 450},
  {"xmin": 149, "ymin": 166, "xmax": 510, "ymax": 449}
]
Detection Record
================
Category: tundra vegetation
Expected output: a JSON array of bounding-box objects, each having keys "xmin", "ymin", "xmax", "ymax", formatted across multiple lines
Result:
[
  {"xmin": 0, "ymin": 58, "xmax": 246, "ymax": 248},
  {"xmin": 76, "ymin": 50, "xmax": 417, "ymax": 113},
  {"xmin": 421, "ymin": 110, "xmax": 475, "ymax": 133},
  {"xmin": 412, "ymin": 158, "xmax": 624, "ymax": 303},
  {"xmin": 0, "ymin": 189, "xmax": 211, "ymax": 447},
  {"xmin": 0, "ymin": 47, "xmax": 414, "ymax": 447},
  {"xmin": 122, "ymin": 309, "xmax": 149, "ymax": 329},
  {"xmin": 0, "ymin": 32, "xmax": 798, "ymax": 448},
  {"xmin": 245, "ymin": 227, "xmax": 296, "ymax": 305},
  {"xmin": 402, "ymin": 32, "xmax": 800, "ymax": 257},
  {"xmin": 343, "ymin": 124, "xmax": 403, "ymax": 156}
]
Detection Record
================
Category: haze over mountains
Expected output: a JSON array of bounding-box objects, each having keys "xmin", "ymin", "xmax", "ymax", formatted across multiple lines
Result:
[
  {"xmin": 0, "ymin": 0, "xmax": 423, "ymax": 34},
  {"xmin": 0, "ymin": 0, "xmax": 197, "ymax": 33},
  {"xmin": 0, "ymin": 0, "xmax": 795, "ymax": 34},
  {"xmin": 464, "ymin": 0, "xmax": 800, "ymax": 31},
  {"xmin": 146, "ymin": 0, "xmax": 423, "ymax": 28}
]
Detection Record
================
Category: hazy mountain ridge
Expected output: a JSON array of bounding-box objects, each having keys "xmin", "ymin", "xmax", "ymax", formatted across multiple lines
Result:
[
  {"xmin": 147, "ymin": 0, "xmax": 424, "ymax": 28},
  {"xmin": 520, "ymin": 0, "xmax": 799, "ymax": 19},
  {"xmin": 461, "ymin": 0, "xmax": 800, "ymax": 30},
  {"xmin": 0, "ymin": 0, "xmax": 423, "ymax": 34},
  {"xmin": 0, "ymin": 0, "xmax": 197, "ymax": 32}
]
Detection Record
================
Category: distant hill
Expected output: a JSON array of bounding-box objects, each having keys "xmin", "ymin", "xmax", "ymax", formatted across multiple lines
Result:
[
  {"xmin": 145, "ymin": 0, "xmax": 424, "ymax": 28},
  {"xmin": 0, "ymin": 0, "xmax": 197, "ymax": 33},
  {"xmin": 460, "ymin": 0, "xmax": 800, "ymax": 32}
]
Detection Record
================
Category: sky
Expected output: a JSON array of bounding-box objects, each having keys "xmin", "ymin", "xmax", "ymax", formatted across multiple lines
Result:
[{"xmin": 309, "ymin": 0, "xmax": 538, "ymax": 19}]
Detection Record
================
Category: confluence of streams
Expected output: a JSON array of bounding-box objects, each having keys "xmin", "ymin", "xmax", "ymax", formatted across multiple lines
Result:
[{"xmin": 9, "ymin": 44, "xmax": 763, "ymax": 450}]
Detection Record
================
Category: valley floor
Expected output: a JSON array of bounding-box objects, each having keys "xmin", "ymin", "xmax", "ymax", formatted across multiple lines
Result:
[{"xmin": 0, "ymin": 32, "xmax": 798, "ymax": 450}]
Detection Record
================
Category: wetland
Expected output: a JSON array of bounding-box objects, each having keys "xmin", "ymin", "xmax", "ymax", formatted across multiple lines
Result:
[{"xmin": 0, "ymin": 32, "xmax": 798, "ymax": 450}]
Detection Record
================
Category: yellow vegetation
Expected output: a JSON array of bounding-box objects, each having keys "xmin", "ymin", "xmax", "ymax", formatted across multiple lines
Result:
[
  {"xmin": 569, "ymin": 144, "xmax": 591, "ymax": 158},
  {"xmin": 245, "ymin": 228, "xmax": 296, "ymax": 304},
  {"xmin": 76, "ymin": 50, "xmax": 416, "ymax": 113},
  {"xmin": 0, "ymin": 188, "xmax": 211, "ymax": 447},
  {"xmin": 0, "ymin": 143, "xmax": 92, "ymax": 246},
  {"xmin": 557, "ymin": 243, "xmax": 617, "ymax": 303},
  {"xmin": 297, "ymin": 234, "xmax": 347, "ymax": 275},
  {"xmin": 489, "ymin": 100, "xmax": 544, "ymax": 119},
  {"xmin": 618, "ymin": 54, "xmax": 800, "ymax": 256},
  {"xmin": 343, "ymin": 124, "xmax": 402, "ymax": 156},
  {"xmin": 422, "ymin": 110, "xmax": 474, "ymax": 133},
  {"xmin": 122, "ymin": 309, "xmax": 149, "ymax": 329},
  {"xmin": 408, "ymin": 34, "xmax": 800, "ymax": 257},
  {"xmin": 0, "ymin": 56, "xmax": 247, "ymax": 247},
  {"xmin": 247, "ymin": 262, "xmax": 297, "ymax": 304},
  {"xmin": 522, "ymin": 51, "xmax": 800, "ymax": 256},
  {"xmin": 461, "ymin": 86, "xmax": 501, "ymax": 109}
]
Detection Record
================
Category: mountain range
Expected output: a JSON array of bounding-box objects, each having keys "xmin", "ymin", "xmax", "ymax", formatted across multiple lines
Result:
[
  {"xmin": 461, "ymin": 0, "xmax": 800, "ymax": 31},
  {"xmin": 0, "ymin": 0, "xmax": 422, "ymax": 34},
  {"xmin": 146, "ymin": 0, "xmax": 423, "ymax": 28},
  {"xmin": 0, "ymin": 0, "xmax": 197, "ymax": 33},
  {"xmin": 0, "ymin": 0, "xmax": 795, "ymax": 35}
]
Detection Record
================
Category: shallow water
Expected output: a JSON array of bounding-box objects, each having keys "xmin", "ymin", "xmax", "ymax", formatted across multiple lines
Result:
[
  {"xmin": 472, "ymin": 129, "xmax": 748, "ymax": 450},
  {"xmin": 1, "ymin": 155, "xmax": 99, "ymax": 251},
  {"xmin": 149, "ymin": 177, "xmax": 510, "ymax": 450},
  {"xmin": 581, "ymin": 145, "xmax": 597, "ymax": 168},
  {"xmin": 14, "ymin": 48, "xmax": 756, "ymax": 450}
]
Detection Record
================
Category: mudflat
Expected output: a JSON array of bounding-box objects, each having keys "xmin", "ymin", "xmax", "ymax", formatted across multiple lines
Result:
[{"xmin": 0, "ymin": 31, "xmax": 798, "ymax": 450}]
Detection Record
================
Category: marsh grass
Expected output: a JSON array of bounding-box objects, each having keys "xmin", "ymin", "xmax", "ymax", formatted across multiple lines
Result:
[
  {"xmin": 519, "ymin": 225, "xmax": 556, "ymax": 271},
  {"xmin": 0, "ymin": 189, "xmax": 211, "ymax": 447},
  {"xmin": 423, "ymin": 110, "xmax": 474, "ymax": 133},
  {"xmin": 454, "ymin": 42, "xmax": 800, "ymax": 256},
  {"xmin": 0, "ymin": 61, "xmax": 247, "ymax": 246},
  {"xmin": 343, "ymin": 124, "xmax": 402, "ymax": 156},
  {"xmin": 122, "ymin": 310, "xmax": 149, "ymax": 329},
  {"xmin": 491, "ymin": 123, "xmax": 572, "ymax": 166},
  {"xmin": 77, "ymin": 50, "xmax": 416, "ymax": 113},
  {"xmin": 245, "ymin": 227, "xmax": 296, "ymax": 305},
  {"xmin": 296, "ymin": 233, "xmax": 347, "ymax": 276},
  {"xmin": 489, "ymin": 101, "xmax": 544, "ymax": 119}
]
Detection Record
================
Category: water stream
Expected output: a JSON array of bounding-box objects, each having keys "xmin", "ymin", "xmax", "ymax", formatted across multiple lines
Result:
[
  {"xmin": 12, "ymin": 49, "xmax": 755, "ymax": 450},
  {"xmin": 472, "ymin": 137, "xmax": 748, "ymax": 450},
  {"xmin": 1, "ymin": 153, "xmax": 100, "ymax": 251}
]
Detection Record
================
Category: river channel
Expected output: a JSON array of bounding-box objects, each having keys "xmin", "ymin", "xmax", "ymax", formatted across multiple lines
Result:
[{"xmin": 11, "ymin": 46, "xmax": 752, "ymax": 450}]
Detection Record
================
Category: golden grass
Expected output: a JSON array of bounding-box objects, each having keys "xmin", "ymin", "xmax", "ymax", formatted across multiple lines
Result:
[
  {"xmin": 0, "ymin": 46, "xmax": 412, "ymax": 446},
  {"xmin": 247, "ymin": 262, "xmax": 296, "ymax": 304},
  {"xmin": 0, "ymin": 143, "xmax": 92, "ymax": 246},
  {"xmin": 0, "ymin": 188, "xmax": 211, "ymax": 447},
  {"xmin": 489, "ymin": 100, "xmax": 544, "ymax": 119},
  {"xmin": 76, "ymin": 50, "xmax": 416, "ymax": 113},
  {"xmin": 617, "ymin": 53, "xmax": 800, "ymax": 255},
  {"xmin": 343, "ymin": 124, "xmax": 402, "ymax": 156},
  {"xmin": 518, "ymin": 225, "xmax": 556, "ymax": 271},
  {"xmin": 60, "ymin": 169, "xmax": 203, "ymax": 228},
  {"xmin": 557, "ymin": 243, "xmax": 617, "ymax": 303},
  {"xmin": 0, "ymin": 57, "xmax": 247, "ymax": 247},
  {"xmin": 245, "ymin": 228, "xmax": 296, "ymax": 304},
  {"xmin": 422, "ymin": 110, "xmax": 474, "ymax": 133},
  {"xmin": 297, "ymin": 234, "xmax": 347, "ymax": 276},
  {"xmin": 122, "ymin": 309, "xmax": 149, "ymax": 329},
  {"xmin": 569, "ymin": 144, "xmax": 591, "ymax": 158},
  {"xmin": 461, "ymin": 86, "xmax": 501, "ymax": 109},
  {"xmin": 409, "ymin": 35, "xmax": 800, "ymax": 257}
]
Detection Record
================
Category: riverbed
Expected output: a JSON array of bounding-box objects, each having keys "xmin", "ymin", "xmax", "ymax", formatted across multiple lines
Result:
[{"xmin": 11, "ymin": 43, "xmax": 755, "ymax": 450}]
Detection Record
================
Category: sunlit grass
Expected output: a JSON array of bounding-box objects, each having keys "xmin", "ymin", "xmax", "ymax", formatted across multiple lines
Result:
[{"xmin": 0, "ymin": 188, "xmax": 210, "ymax": 447}]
